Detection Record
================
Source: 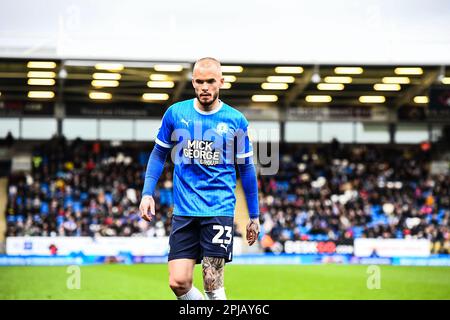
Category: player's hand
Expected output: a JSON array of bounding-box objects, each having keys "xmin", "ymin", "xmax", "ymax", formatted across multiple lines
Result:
[
  {"xmin": 246, "ymin": 218, "xmax": 260, "ymax": 246},
  {"xmin": 139, "ymin": 195, "xmax": 156, "ymax": 222}
]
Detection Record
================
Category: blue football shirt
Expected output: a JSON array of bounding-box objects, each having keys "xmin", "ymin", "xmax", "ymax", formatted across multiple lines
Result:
[{"xmin": 155, "ymin": 98, "xmax": 253, "ymax": 217}]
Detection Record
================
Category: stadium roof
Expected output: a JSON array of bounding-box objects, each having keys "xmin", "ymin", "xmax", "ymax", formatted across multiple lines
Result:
[{"xmin": 0, "ymin": 58, "xmax": 448, "ymax": 110}]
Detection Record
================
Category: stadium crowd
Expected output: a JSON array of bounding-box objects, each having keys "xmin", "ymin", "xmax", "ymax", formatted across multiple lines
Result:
[
  {"xmin": 5, "ymin": 136, "xmax": 174, "ymax": 238},
  {"xmin": 4, "ymin": 136, "xmax": 450, "ymax": 254},
  {"xmin": 258, "ymin": 140, "xmax": 449, "ymax": 254}
]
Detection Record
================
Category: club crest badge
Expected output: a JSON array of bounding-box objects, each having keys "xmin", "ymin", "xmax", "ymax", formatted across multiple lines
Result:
[{"xmin": 216, "ymin": 122, "xmax": 229, "ymax": 135}]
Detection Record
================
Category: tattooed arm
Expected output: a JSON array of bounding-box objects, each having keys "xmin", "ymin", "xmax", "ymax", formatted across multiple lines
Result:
[{"xmin": 246, "ymin": 218, "xmax": 260, "ymax": 246}]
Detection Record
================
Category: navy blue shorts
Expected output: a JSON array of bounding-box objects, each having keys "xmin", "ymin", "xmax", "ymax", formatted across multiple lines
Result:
[{"xmin": 168, "ymin": 215, "xmax": 235, "ymax": 264}]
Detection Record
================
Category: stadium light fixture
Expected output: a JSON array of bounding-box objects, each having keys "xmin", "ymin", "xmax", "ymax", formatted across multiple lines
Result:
[
  {"xmin": 274, "ymin": 66, "xmax": 303, "ymax": 74},
  {"xmin": 28, "ymin": 91, "xmax": 55, "ymax": 98},
  {"xmin": 317, "ymin": 83, "xmax": 344, "ymax": 91},
  {"xmin": 142, "ymin": 93, "xmax": 170, "ymax": 101},
  {"xmin": 223, "ymin": 75, "xmax": 237, "ymax": 82},
  {"xmin": 27, "ymin": 71, "xmax": 56, "ymax": 78},
  {"xmin": 261, "ymin": 83, "xmax": 289, "ymax": 90},
  {"xmin": 359, "ymin": 96, "xmax": 385, "ymax": 103},
  {"xmin": 374, "ymin": 83, "xmax": 401, "ymax": 91},
  {"xmin": 334, "ymin": 67, "xmax": 363, "ymax": 74},
  {"xmin": 95, "ymin": 63, "xmax": 124, "ymax": 71},
  {"xmin": 382, "ymin": 77, "xmax": 410, "ymax": 84},
  {"xmin": 394, "ymin": 67, "xmax": 423, "ymax": 75},
  {"xmin": 59, "ymin": 68, "xmax": 68, "ymax": 79},
  {"xmin": 251, "ymin": 95, "xmax": 278, "ymax": 102},
  {"xmin": 92, "ymin": 73, "xmax": 121, "ymax": 80},
  {"xmin": 221, "ymin": 82, "xmax": 232, "ymax": 89},
  {"xmin": 266, "ymin": 76, "xmax": 295, "ymax": 83},
  {"xmin": 89, "ymin": 92, "xmax": 112, "ymax": 100},
  {"xmin": 27, "ymin": 61, "xmax": 56, "ymax": 69},
  {"xmin": 305, "ymin": 95, "xmax": 332, "ymax": 103},
  {"xmin": 154, "ymin": 64, "xmax": 183, "ymax": 72},
  {"xmin": 311, "ymin": 64, "xmax": 321, "ymax": 83},
  {"xmin": 27, "ymin": 78, "xmax": 55, "ymax": 86},
  {"xmin": 149, "ymin": 74, "xmax": 170, "ymax": 81},
  {"xmin": 311, "ymin": 73, "xmax": 321, "ymax": 83},
  {"xmin": 413, "ymin": 96, "xmax": 429, "ymax": 104},
  {"xmin": 437, "ymin": 65, "xmax": 445, "ymax": 82},
  {"xmin": 442, "ymin": 77, "xmax": 450, "ymax": 84},
  {"xmin": 221, "ymin": 66, "xmax": 243, "ymax": 73},
  {"xmin": 324, "ymin": 76, "xmax": 352, "ymax": 84},
  {"xmin": 147, "ymin": 81, "xmax": 175, "ymax": 88},
  {"xmin": 91, "ymin": 80, "xmax": 120, "ymax": 88}
]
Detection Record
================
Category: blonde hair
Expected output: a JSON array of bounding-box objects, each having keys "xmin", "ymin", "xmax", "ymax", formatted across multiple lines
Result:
[{"xmin": 193, "ymin": 57, "xmax": 222, "ymax": 74}]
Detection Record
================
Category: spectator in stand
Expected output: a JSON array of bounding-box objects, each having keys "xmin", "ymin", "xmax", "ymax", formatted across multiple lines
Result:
[{"xmin": 4, "ymin": 139, "xmax": 450, "ymax": 254}]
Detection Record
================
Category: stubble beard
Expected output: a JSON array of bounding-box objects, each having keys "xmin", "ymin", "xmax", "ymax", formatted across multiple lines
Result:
[{"xmin": 197, "ymin": 91, "xmax": 219, "ymax": 111}]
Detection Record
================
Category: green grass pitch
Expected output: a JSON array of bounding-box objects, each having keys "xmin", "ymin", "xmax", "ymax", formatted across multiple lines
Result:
[{"xmin": 1, "ymin": 264, "xmax": 449, "ymax": 300}]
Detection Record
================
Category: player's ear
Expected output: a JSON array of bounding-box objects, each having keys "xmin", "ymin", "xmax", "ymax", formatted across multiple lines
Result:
[{"xmin": 219, "ymin": 77, "xmax": 224, "ymax": 88}]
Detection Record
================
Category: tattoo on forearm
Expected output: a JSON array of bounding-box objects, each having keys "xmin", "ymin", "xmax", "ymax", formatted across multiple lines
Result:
[{"xmin": 202, "ymin": 257, "xmax": 225, "ymax": 291}]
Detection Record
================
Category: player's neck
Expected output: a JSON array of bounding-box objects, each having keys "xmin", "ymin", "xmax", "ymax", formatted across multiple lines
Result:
[{"xmin": 195, "ymin": 97, "xmax": 221, "ymax": 113}]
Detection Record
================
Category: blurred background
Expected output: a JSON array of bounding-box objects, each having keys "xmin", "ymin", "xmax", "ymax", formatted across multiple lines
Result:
[{"xmin": 0, "ymin": 0, "xmax": 449, "ymax": 299}]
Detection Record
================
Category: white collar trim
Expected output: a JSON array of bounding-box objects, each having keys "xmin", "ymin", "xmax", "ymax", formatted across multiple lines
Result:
[{"xmin": 193, "ymin": 98, "xmax": 223, "ymax": 115}]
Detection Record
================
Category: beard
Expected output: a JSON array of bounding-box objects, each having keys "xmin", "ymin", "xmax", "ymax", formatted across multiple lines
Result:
[{"xmin": 196, "ymin": 91, "xmax": 219, "ymax": 110}]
